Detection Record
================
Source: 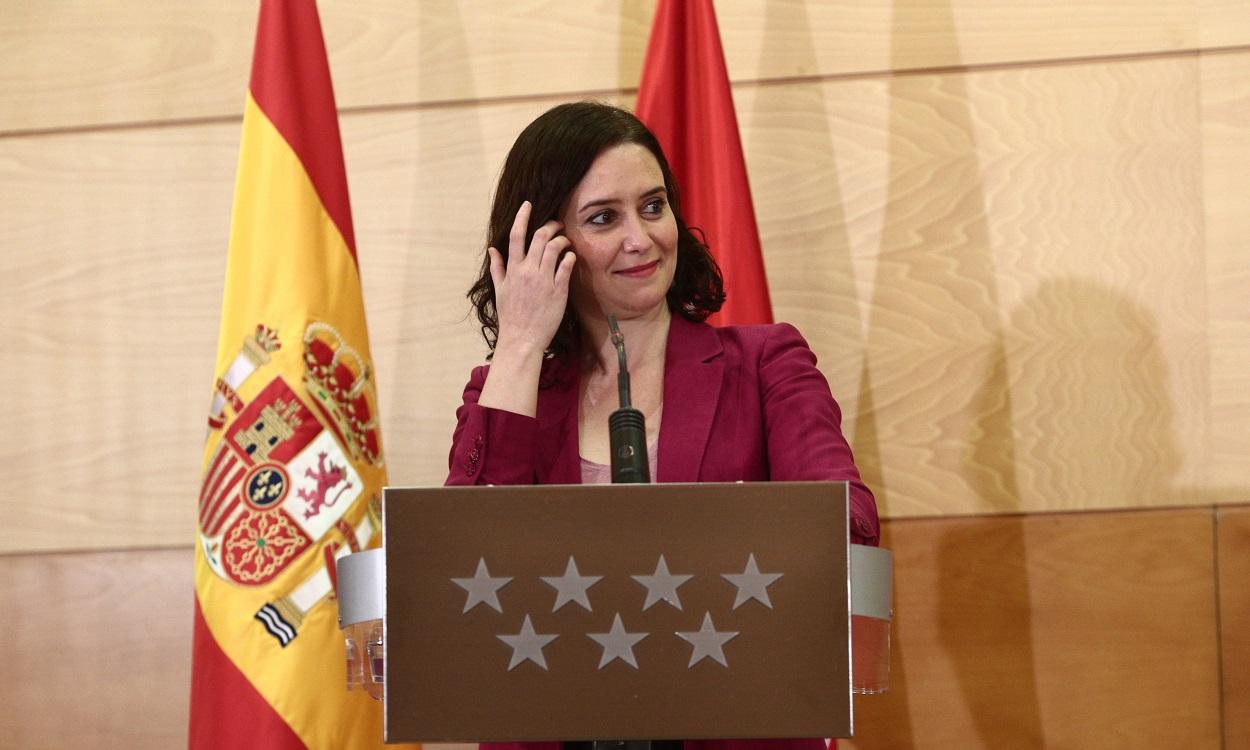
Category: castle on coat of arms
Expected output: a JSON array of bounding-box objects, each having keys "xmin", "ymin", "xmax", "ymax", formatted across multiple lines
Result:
[{"xmin": 230, "ymin": 398, "xmax": 304, "ymax": 463}]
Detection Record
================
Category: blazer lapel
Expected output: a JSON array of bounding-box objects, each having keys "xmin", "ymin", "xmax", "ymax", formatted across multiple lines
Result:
[
  {"xmin": 536, "ymin": 355, "xmax": 581, "ymax": 484},
  {"xmin": 658, "ymin": 315, "xmax": 724, "ymax": 482}
]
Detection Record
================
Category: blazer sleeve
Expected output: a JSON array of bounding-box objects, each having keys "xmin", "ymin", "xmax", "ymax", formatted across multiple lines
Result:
[
  {"xmin": 445, "ymin": 364, "xmax": 542, "ymax": 486},
  {"xmin": 759, "ymin": 324, "xmax": 881, "ymax": 546}
]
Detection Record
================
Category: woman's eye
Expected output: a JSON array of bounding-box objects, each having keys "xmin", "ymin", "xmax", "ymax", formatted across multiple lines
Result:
[
  {"xmin": 643, "ymin": 198, "xmax": 666, "ymax": 216},
  {"xmin": 589, "ymin": 210, "xmax": 615, "ymax": 226}
]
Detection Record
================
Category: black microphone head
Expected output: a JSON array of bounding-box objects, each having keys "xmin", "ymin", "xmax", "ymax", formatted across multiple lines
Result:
[{"xmin": 609, "ymin": 406, "xmax": 650, "ymax": 483}]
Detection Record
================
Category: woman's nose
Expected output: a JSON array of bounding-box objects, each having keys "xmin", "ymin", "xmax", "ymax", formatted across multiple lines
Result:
[{"xmin": 621, "ymin": 214, "xmax": 652, "ymax": 253}]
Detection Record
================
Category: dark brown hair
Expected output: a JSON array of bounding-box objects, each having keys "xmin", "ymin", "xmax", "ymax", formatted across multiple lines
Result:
[{"xmin": 468, "ymin": 101, "xmax": 724, "ymax": 356}]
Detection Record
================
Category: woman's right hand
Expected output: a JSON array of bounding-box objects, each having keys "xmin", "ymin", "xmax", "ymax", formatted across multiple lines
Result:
[{"xmin": 488, "ymin": 200, "xmax": 577, "ymax": 358}]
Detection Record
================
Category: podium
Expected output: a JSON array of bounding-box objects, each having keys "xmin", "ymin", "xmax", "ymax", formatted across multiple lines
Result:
[{"xmin": 338, "ymin": 481, "xmax": 890, "ymax": 744}]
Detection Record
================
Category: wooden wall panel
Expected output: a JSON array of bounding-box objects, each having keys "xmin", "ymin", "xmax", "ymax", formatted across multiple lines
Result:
[
  {"xmin": 1218, "ymin": 506, "xmax": 1250, "ymax": 749},
  {"xmin": 1200, "ymin": 50, "xmax": 1250, "ymax": 487},
  {"xmin": 845, "ymin": 509, "xmax": 1222, "ymax": 750},
  {"xmin": 1200, "ymin": 0, "xmax": 1250, "ymax": 48},
  {"xmin": 0, "ymin": 2, "xmax": 254, "ymax": 134},
  {"xmin": 5, "ymin": 0, "xmax": 1241, "ymax": 134},
  {"xmin": 0, "ymin": 548, "xmax": 194, "ymax": 749},
  {"xmin": 739, "ymin": 55, "xmax": 1214, "ymax": 518},
  {"xmin": 0, "ymin": 125, "xmax": 235, "ymax": 553}
]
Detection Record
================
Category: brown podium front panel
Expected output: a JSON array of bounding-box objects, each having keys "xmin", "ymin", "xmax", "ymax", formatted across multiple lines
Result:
[{"xmin": 383, "ymin": 482, "xmax": 850, "ymax": 743}]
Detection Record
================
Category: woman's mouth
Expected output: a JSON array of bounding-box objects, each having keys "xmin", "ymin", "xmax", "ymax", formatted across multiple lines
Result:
[{"xmin": 614, "ymin": 259, "xmax": 660, "ymax": 278}]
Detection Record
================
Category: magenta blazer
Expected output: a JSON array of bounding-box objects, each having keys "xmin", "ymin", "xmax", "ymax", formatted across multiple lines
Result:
[{"xmin": 446, "ymin": 314, "xmax": 879, "ymax": 545}]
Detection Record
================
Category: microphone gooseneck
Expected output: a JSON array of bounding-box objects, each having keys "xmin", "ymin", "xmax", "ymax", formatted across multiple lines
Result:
[
  {"xmin": 610, "ymin": 321, "xmax": 631, "ymax": 408},
  {"xmin": 606, "ymin": 315, "xmax": 650, "ymax": 484}
]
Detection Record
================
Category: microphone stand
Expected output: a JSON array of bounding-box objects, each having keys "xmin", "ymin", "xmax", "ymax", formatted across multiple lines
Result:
[
  {"xmin": 562, "ymin": 316, "xmax": 680, "ymax": 750},
  {"xmin": 607, "ymin": 314, "xmax": 650, "ymax": 484}
]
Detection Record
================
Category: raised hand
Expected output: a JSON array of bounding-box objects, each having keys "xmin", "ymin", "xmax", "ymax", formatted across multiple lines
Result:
[
  {"xmin": 477, "ymin": 201, "xmax": 577, "ymax": 417},
  {"xmin": 488, "ymin": 200, "xmax": 577, "ymax": 356}
]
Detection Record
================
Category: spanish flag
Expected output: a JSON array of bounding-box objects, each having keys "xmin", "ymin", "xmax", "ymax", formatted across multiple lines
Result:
[{"xmin": 189, "ymin": 2, "xmax": 403, "ymax": 747}]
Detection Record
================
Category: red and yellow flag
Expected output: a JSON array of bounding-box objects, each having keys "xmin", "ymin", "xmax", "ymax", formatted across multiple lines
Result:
[
  {"xmin": 190, "ymin": 2, "xmax": 402, "ymax": 747},
  {"xmin": 636, "ymin": 0, "xmax": 773, "ymax": 326}
]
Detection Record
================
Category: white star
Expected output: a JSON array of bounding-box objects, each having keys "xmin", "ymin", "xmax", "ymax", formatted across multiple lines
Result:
[
  {"xmin": 722, "ymin": 553, "xmax": 783, "ymax": 609},
  {"xmin": 632, "ymin": 554, "xmax": 693, "ymax": 611},
  {"xmin": 586, "ymin": 613, "xmax": 649, "ymax": 669},
  {"xmin": 676, "ymin": 612, "xmax": 739, "ymax": 668},
  {"xmin": 451, "ymin": 558, "xmax": 512, "ymax": 613},
  {"xmin": 541, "ymin": 556, "xmax": 602, "ymax": 612},
  {"xmin": 496, "ymin": 615, "xmax": 559, "ymax": 671}
]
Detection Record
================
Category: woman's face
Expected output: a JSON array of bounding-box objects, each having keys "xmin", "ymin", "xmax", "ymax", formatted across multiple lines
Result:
[{"xmin": 560, "ymin": 143, "xmax": 679, "ymax": 324}]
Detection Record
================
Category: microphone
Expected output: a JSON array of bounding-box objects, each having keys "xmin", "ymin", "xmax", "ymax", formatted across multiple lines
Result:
[{"xmin": 606, "ymin": 315, "xmax": 650, "ymax": 484}]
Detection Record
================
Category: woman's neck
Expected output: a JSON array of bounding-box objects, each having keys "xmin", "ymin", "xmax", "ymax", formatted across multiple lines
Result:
[{"xmin": 578, "ymin": 304, "xmax": 672, "ymax": 377}]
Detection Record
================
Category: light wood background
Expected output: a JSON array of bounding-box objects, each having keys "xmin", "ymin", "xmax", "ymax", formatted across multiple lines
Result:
[{"xmin": 1, "ymin": 0, "xmax": 1247, "ymax": 747}]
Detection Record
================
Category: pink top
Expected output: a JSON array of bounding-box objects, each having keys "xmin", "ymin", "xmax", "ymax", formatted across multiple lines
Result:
[{"xmin": 579, "ymin": 441, "xmax": 660, "ymax": 484}]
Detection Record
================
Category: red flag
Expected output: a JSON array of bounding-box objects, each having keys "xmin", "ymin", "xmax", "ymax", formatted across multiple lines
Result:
[{"xmin": 636, "ymin": 0, "xmax": 773, "ymax": 326}]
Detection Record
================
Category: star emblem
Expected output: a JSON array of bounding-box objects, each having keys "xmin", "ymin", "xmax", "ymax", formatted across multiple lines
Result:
[
  {"xmin": 451, "ymin": 558, "xmax": 512, "ymax": 613},
  {"xmin": 586, "ymin": 613, "xmax": 649, "ymax": 670},
  {"xmin": 675, "ymin": 612, "xmax": 739, "ymax": 668},
  {"xmin": 632, "ymin": 554, "xmax": 693, "ymax": 611},
  {"xmin": 722, "ymin": 553, "xmax": 783, "ymax": 609},
  {"xmin": 496, "ymin": 615, "xmax": 559, "ymax": 671},
  {"xmin": 541, "ymin": 556, "xmax": 602, "ymax": 612}
]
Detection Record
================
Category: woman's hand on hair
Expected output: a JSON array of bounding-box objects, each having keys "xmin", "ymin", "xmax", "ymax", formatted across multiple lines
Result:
[
  {"xmin": 477, "ymin": 201, "xmax": 576, "ymax": 417},
  {"xmin": 488, "ymin": 200, "xmax": 577, "ymax": 358}
]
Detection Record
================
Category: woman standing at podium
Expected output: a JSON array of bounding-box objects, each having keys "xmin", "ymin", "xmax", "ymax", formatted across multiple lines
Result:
[
  {"xmin": 445, "ymin": 100, "xmax": 877, "ymax": 750},
  {"xmin": 446, "ymin": 101, "xmax": 877, "ymax": 547}
]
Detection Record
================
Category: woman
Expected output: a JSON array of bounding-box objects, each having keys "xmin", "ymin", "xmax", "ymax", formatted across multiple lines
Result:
[
  {"xmin": 447, "ymin": 101, "xmax": 878, "ymax": 749},
  {"xmin": 448, "ymin": 101, "xmax": 876, "ymax": 542}
]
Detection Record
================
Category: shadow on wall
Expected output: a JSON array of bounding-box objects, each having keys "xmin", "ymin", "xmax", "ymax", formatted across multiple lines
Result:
[
  {"xmin": 859, "ymin": 282, "xmax": 1181, "ymax": 749},
  {"xmin": 934, "ymin": 335, "xmax": 1041, "ymax": 747},
  {"xmin": 388, "ymin": 0, "xmax": 488, "ymax": 483},
  {"xmin": 1005, "ymin": 278, "xmax": 1182, "ymax": 509},
  {"xmin": 850, "ymin": 0, "xmax": 1047, "ymax": 744},
  {"xmin": 619, "ymin": 2, "xmax": 651, "ymax": 91},
  {"xmin": 930, "ymin": 280, "xmax": 1181, "ymax": 748}
]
